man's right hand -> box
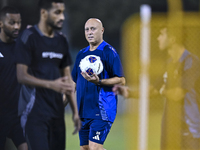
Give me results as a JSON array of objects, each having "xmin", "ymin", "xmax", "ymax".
[{"xmin": 50, "ymin": 76, "xmax": 75, "ymax": 94}]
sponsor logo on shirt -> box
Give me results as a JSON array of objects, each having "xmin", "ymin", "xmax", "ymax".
[
  {"xmin": 42, "ymin": 52, "xmax": 63, "ymax": 59},
  {"xmin": 0, "ymin": 52, "xmax": 4, "ymax": 58}
]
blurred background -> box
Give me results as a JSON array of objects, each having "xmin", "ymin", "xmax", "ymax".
[{"xmin": 2, "ymin": 0, "xmax": 200, "ymax": 150}]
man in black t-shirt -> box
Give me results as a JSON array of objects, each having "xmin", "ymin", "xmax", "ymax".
[
  {"xmin": 15, "ymin": 0, "xmax": 81, "ymax": 150},
  {"xmin": 0, "ymin": 6, "xmax": 28, "ymax": 150}
]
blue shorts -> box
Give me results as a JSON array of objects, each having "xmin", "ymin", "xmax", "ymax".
[{"xmin": 79, "ymin": 118, "xmax": 112, "ymax": 146}]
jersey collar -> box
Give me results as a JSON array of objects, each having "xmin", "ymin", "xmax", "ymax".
[
  {"xmin": 34, "ymin": 25, "xmax": 58, "ymax": 37},
  {"xmin": 34, "ymin": 25, "xmax": 43, "ymax": 36},
  {"xmin": 83, "ymin": 41, "xmax": 108, "ymax": 53}
]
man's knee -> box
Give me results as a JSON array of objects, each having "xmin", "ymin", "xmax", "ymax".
[
  {"xmin": 89, "ymin": 141, "xmax": 104, "ymax": 150},
  {"xmin": 80, "ymin": 145, "xmax": 89, "ymax": 150},
  {"xmin": 17, "ymin": 142, "xmax": 28, "ymax": 150}
]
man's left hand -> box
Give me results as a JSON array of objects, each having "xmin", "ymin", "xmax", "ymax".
[
  {"xmin": 81, "ymin": 72, "xmax": 99, "ymax": 84},
  {"xmin": 72, "ymin": 114, "xmax": 81, "ymax": 135}
]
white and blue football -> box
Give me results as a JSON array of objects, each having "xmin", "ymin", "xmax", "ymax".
[{"xmin": 79, "ymin": 55, "xmax": 103, "ymax": 76}]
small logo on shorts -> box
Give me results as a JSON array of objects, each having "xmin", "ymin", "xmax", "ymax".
[{"xmin": 93, "ymin": 131, "xmax": 100, "ymax": 140}]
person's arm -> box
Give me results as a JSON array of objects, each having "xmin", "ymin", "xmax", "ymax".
[
  {"xmin": 112, "ymin": 85, "xmax": 129, "ymax": 98},
  {"xmin": 162, "ymin": 87, "xmax": 186, "ymax": 101},
  {"xmin": 81, "ymin": 72, "xmax": 125, "ymax": 86},
  {"xmin": 17, "ymin": 64, "xmax": 74, "ymax": 94},
  {"xmin": 63, "ymin": 94, "xmax": 69, "ymax": 106},
  {"xmin": 112, "ymin": 84, "xmax": 141, "ymax": 98},
  {"xmin": 162, "ymin": 56, "xmax": 200, "ymax": 102},
  {"xmin": 62, "ymin": 66, "xmax": 81, "ymax": 134},
  {"xmin": 100, "ymin": 76, "xmax": 125, "ymax": 86}
]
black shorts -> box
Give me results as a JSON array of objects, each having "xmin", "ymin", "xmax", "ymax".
[
  {"xmin": 0, "ymin": 115, "xmax": 26, "ymax": 149},
  {"xmin": 25, "ymin": 116, "xmax": 66, "ymax": 150}
]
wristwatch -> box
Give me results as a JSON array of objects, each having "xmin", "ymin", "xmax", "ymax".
[{"xmin": 97, "ymin": 79, "xmax": 102, "ymax": 85}]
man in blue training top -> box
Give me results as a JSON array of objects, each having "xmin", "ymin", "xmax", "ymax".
[{"xmin": 72, "ymin": 18, "xmax": 125, "ymax": 150}]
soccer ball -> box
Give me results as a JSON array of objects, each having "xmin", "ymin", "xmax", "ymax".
[{"xmin": 79, "ymin": 55, "xmax": 103, "ymax": 76}]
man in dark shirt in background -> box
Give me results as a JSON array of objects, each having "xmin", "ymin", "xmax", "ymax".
[
  {"xmin": 113, "ymin": 26, "xmax": 200, "ymax": 150},
  {"xmin": 15, "ymin": 0, "xmax": 81, "ymax": 149},
  {"xmin": 0, "ymin": 6, "xmax": 28, "ymax": 150}
]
